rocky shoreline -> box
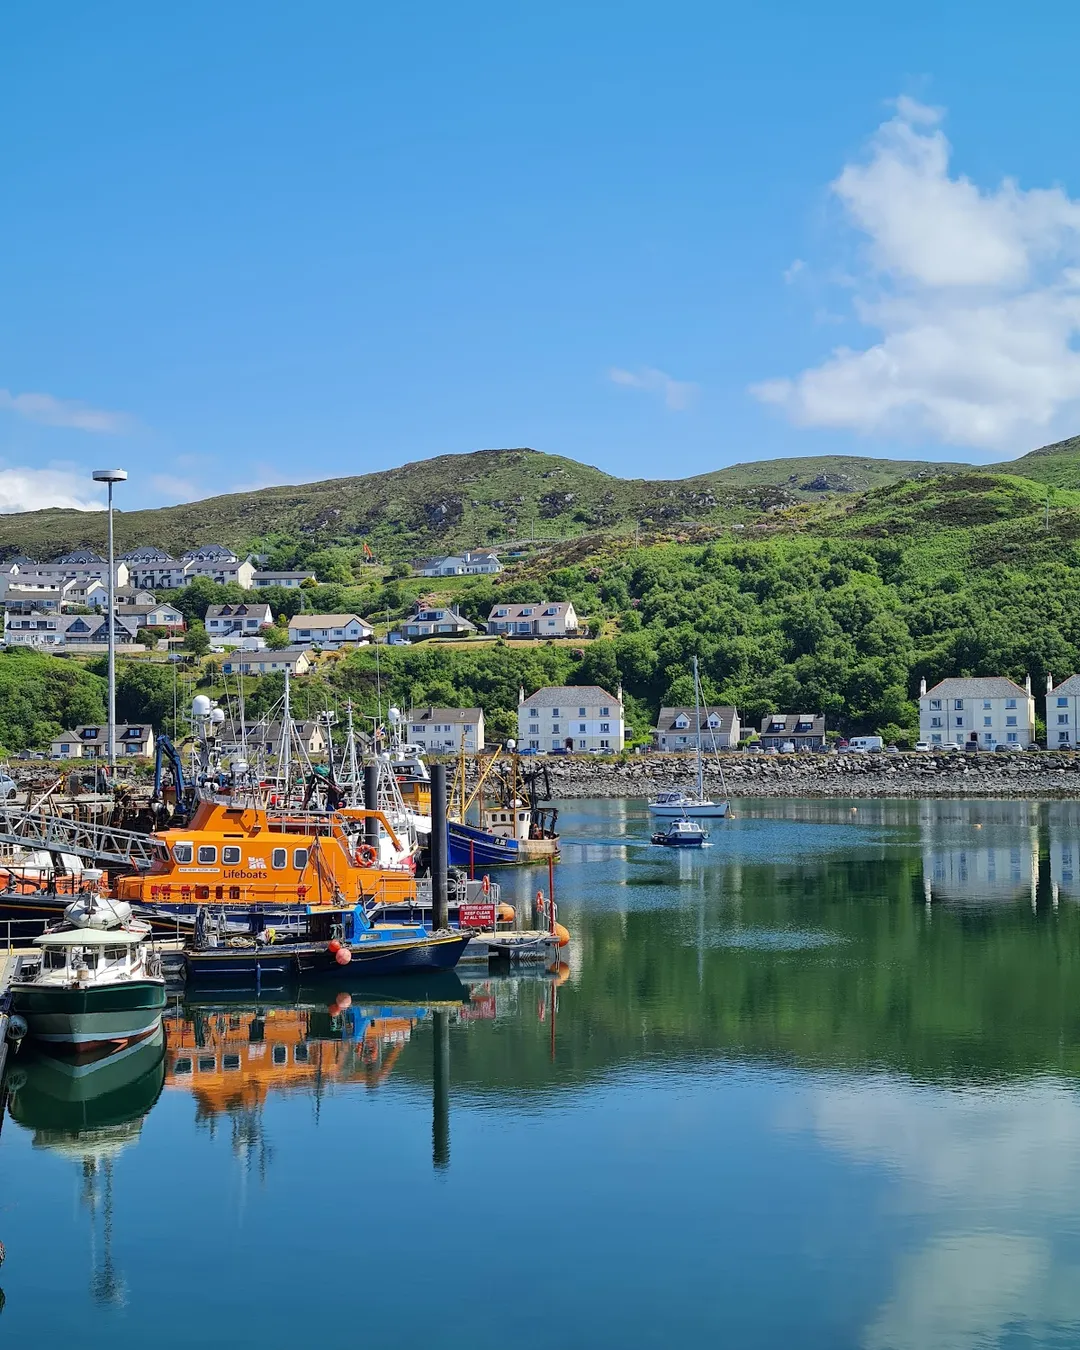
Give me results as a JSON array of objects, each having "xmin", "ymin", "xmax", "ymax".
[{"xmin": 531, "ymin": 751, "xmax": 1080, "ymax": 799}]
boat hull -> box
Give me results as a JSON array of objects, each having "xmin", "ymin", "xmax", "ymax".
[
  {"xmin": 296, "ymin": 931, "xmax": 473, "ymax": 978},
  {"xmin": 10, "ymin": 979, "xmax": 167, "ymax": 1049},
  {"xmin": 184, "ymin": 947, "xmax": 299, "ymax": 990},
  {"xmin": 448, "ymin": 821, "xmax": 521, "ymax": 867},
  {"xmin": 649, "ymin": 800, "xmax": 729, "ymax": 819}
]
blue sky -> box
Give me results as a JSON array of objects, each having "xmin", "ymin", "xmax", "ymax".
[{"xmin": 5, "ymin": 1, "xmax": 1080, "ymax": 512}]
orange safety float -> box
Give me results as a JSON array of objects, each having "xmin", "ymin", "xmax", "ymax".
[
  {"xmin": 335, "ymin": 948, "xmax": 353, "ymax": 965},
  {"xmin": 355, "ymin": 844, "xmax": 378, "ymax": 868},
  {"xmin": 481, "ymin": 874, "xmax": 491, "ymax": 895}
]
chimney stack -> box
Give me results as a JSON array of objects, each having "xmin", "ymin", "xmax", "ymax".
[
  {"xmin": 1048, "ymin": 673, "xmax": 1055, "ymax": 694},
  {"xmin": 1025, "ymin": 673, "xmax": 1032, "ymax": 695},
  {"xmin": 919, "ymin": 676, "xmax": 927, "ymax": 697}
]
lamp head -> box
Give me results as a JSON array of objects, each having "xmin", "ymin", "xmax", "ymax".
[{"xmin": 92, "ymin": 469, "xmax": 128, "ymax": 484}]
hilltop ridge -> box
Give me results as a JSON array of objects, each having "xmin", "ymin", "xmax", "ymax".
[{"xmin": 0, "ymin": 437, "xmax": 1072, "ymax": 562}]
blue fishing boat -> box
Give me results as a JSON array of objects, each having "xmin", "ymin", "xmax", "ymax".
[
  {"xmin": 448, "ymin": 819, "xmax": 521, "ymax": 867},
  {"xmin": 183, "ymin": 900, "xmax": 473, "ymax": 987}
]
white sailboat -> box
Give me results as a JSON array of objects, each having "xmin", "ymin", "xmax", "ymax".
[{"xmin": 648, "ymin": 657, "xmax": 730, "ymax": 819}]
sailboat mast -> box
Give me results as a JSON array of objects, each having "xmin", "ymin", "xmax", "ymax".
[
  {"xmin": 282, "ymin": 667, "xmax": 292, "ymax": 798},
  {"xmin": 694, "ymin": 655, "xmax": 704, "ymax": 801}
]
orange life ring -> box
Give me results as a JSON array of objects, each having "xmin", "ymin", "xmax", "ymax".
[
  {"xmin": 481, "ymin": 874, "xmax": 491, "ymax": 895},
  {"xmin": 355, "ymin": 844, "xmax": 377, "ymax": 867}
]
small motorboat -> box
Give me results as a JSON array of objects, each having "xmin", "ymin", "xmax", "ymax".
[
  {"xmin": 9, "ymin": 872, "xmax": 166, "ymax": 1052},
  {"xmin": 651, "ymin": 819, "xmax": 709, "ymax": 848}
]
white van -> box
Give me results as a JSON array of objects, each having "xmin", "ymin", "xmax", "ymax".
[{"xmin": 847, "ymin": 736, "xmax": 884, "ymax": 753}]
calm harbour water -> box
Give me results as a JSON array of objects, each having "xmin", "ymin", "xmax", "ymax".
[{"xmin": 5, "ymin": 797, "xmax": 1080, "ymax": 1348}]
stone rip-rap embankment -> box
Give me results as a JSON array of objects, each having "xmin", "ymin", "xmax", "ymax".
[{"xmin": 530, "ymin": 751, "xmax": 1080, "ymax": 799}]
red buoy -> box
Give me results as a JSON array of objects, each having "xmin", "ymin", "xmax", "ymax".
[
  {"xmin": 335, "ymin": 948, "xmax": 352, "ymax": 965},
  {"xmin": 336, "ymin": 993, "xmax": 352, "ymax": 1009},
  {"xmin": 328, "ymin": 939, "xmax": 341, "ymax": 954}
]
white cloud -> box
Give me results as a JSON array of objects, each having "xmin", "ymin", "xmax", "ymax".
[
  {"xmin": 150, "ymin": 474, "xmax": 200, "ymax": 503},
  {"xmin": 0, "ymin": 388, "xmax": 132, "ymax": 434},
  {"xmin": 783, "ymin": 258, "xmax": 805, "ymax": 283},
  {"xmin": 752, "ymin": 98, "xmax": 1080, "ymax": 451},
  {"xmin": 608, "ymin": 366, "xmax": 698, "ymax": 411},
  {"xmin": 0, "ymin": 466, "xmax": 105, "ymax": 513}
]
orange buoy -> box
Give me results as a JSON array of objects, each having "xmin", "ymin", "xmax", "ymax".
[
  {"xmin": 328, "ymin": 939, "xmax": 342, "ymax": 954},
  {"xmin": 554, "ymin": 922, "xmax": 570, "ymax": 949},
  {"xmin": 335, "ymin": 948, "xmax": 352, "ymax": 965},
  {"xmin": 497, "ymin": 902, "xmax": 515, "ymax": 924},
  {"xmin": 336, "ymin": 992, "xmax": 352, "ymax": 1010},
  {"xmin": 551, "ymin": 960, "xmax": 571, "ymax": 985}
]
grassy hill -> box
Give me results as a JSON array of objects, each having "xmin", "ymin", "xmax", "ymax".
[{"xmin": 0, "ymin": 447, "xmax": 971, "ymax": 562}]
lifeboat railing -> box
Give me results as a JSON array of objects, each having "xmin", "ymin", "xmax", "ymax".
[{"xmin": 0, "ymin": 803, "xmax": 158, "ymax": 870}]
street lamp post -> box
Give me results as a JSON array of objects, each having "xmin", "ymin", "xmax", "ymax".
[{"xmin": 92, "ymin": 469, "xmax": 128, "ymax": 771}]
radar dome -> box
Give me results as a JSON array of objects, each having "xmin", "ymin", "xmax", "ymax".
[{"xmin": 192, "ymin": 695, "xmax": 212, "ymax": 717}]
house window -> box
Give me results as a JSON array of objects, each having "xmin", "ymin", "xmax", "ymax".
[
  {"xmin": 955, "ymin": 717, "xmax": 964, "ymax": 728},
  {"xmin": 1060, "ymin": 715, "xmax": 1070, "ymax": 724},
  {"xmin": 930, "ymin": 699, "xmax": 942, "ymax": 710},
  {"xmin": 1006, "ymin": 716, "xmax": 1017, "ymax": 727},
  {"xmin": 953, "ymin": 700, "xmax": 964, "ymax": 710},
  {"xmin": 578, "ymin": 707, "xmax": 586, "ymax": 717},
  {"xmin": 529, "ymin": 739, "xmax": 539, "ymax": 749},
  {"xmin": 578, "ymin": 723, "xmax": 586, "ymax": 733},
  {"xmin": 1007, "ymin": 732, "xmax": 1018, "ymax": 743},
  {"xmin": 983, "ymin": 700, "xmax": 991, "ymax": 710},
  {"xmin": 600, "ymin": 740, "xmax": 610, "ymax": 748},
  {"xmin": 1058, "ymin": 697, "xmax": 1069, "ymax": 707},
  {"xmin": 223, "ymin": 847, "xmax": 241, "ymax": 865},
  {"xmin": 197, "ymin": 846, "xmax": 216, "ymax": 864},
  {"xmin": 552, "ymin": 724, "xmax": 560, "ymax": 733},
  {"xmin": 983, "ymin": 717, "xmax": 992, "ymax": 727},
  {"xmin": 931, "ymin": 734, "xmax": 942, "ymax": 743},
  {"xmin": 600, "ymin": 722, "xmax": 610, "ymax": 733},
  {"xmin": 601, "ymin": 707, "xmax": 610, "ymax": 716},
  {"xmin": 1006, "ymin": 698, "xmax": 1017, "ymax": 709}
]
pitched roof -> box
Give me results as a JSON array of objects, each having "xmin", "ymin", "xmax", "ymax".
[
  {"xmin": 253, "ymin": 570, "xmax": 316, "ymax": 579},
  {"xmin": 406, "ymin": 706, "xmax": 483, "ymax": 724},
  {"xmin": 119, "ymin": 547, "xmax": 175, "ymax": 562},
  {"xmin": 488, "ymin": 601, "xmax": 574, "ymax": 620},
  {"xmin": 655, "ymin": 705, "xmax": 738, "ymax": 732},
  {"xmin": 72, "ymin": 723, "xmax": 152, "ymax": 739},
  {"xmin": 1051, "ymin": 675, "xmax": 1080, "ymax": 697},
  {"xmin": 56, "ymin": 549, "xmax": 105, "ymax": 564},
  {"xmin": 224, "ymin": 647, "xmax": 313, "ymax": 662},
  {"xmin": 521, "ymin": 685, "xmax": 621, "ymax": 708},
  {"xmin": 288, "ymin": 613, "xmax": 371, "ymax": 628},
  {"xmin": 182, "ymin": 544, "xmax": 237, "ymax": 561},
  {"xmin": 205, "ymin": 602, "xmax": 272, "ymax": 619},
  {"xmin": 924, "ymin": 676, "xmax": 1029, "ymax": 699},
  {"xmin": 758, "ymin": 713, "xmax": 826, "ymax": 733}
]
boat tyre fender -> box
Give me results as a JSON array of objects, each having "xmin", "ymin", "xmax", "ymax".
[{"xmin": 355, "ymin": 844, "xmax": 378, "ymax": 868}]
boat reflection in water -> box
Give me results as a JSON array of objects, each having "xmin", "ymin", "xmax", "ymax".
[{"xmin": 4, "ymin": 1028, "xmax": 166, "ymax": 1307}]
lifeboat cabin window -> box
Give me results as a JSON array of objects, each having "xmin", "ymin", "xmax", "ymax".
[
  {"xmin": 272, "ymin": 1045, "xmax": 287, "ymax": 1065},
  {"xmin": 293, "ymin": 848, "xmax": 309, "ymax": 870},
  {"xmin": 223, "ymin": 1054, "xmax": 241, "ymax": 1072},
  {"xmin": 197, "ymin": 846, "xmax": 217, "ymax": 864},
  {"xmin": 271, "ymin": 848, "xmax": 287, "ymax": 869},
  {"xmin": 173, "ymin": 843, "xmax": 193, "ymax": 863},
  {"xmin": 294, "ymin": 1044, "xmax": 310, "ymax": 1063},
  {"xmin": 223, "ymin": 846, "xmax": 241, "ymax": 864},
  {"xmin": 173, "ymin": 1057, "xmax": 193, "ymax": 1076},
  {"xmin": 198, "ymin": 1056, "xmax": 216, "ymax": 1072}
]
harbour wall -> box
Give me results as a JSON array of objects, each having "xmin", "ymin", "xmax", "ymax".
[{"xmin": 526, "ymin": 752, "xmax": 1080, "ymax": 799}]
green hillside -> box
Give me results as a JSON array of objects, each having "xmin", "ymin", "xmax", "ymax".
[{"xmin": 0, "ymin": 447, "xmax": 967, "ymax": 562}]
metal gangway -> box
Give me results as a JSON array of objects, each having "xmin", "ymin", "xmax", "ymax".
[{"xmin": 0, "ymin": 802, "xmax": 157, "ymax": 870}]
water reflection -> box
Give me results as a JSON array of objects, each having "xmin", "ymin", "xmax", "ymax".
[{"xmin": 4, "ymin": 1029, "xmax": 165, "ymax": 1308}]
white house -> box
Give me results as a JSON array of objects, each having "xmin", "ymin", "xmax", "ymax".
[
  {"xmin": 405, "ymin": 707, "xmax": 485, "ymax": 753},
  {"xmin": 181, "ymin": 546, "xmax": 256, "ymax": 589},
  {"xmin": 919, "ymin": 675, "xmax": 1036, "ymax": 749},
  {"xmin": 518, "ymin": 684, "xmax": 624, "ymax": 753},
  {"xmin": 123, "ymin": 602, "xmax": 185, "ymax": 632},
  {"xmin": 3, "ymin": 586, "xmax": 63, "ymax": 615},
  {"xmin": 51, "ymin": 723, "xmax": 155, "ymax": 759},
  {"xmin": 414, "ymin": 550, "xmax": 502, "ymax": 577},
  {"xmin": 119, "ymin": 548, "xmax": 189, "ymax": 590},
  {"xmin": 1045, "ymin": 674, "xmax": 1080, "ymax": 748},
  {"xmin": 398, "ymin": 605, "xmax": 477, "ymax": 640},
  {"xmin": 220, "ymin": 720, "xmax": 327, "ymax": 757},
  {"xmin": 252, "ymin": 570, "xmax": 316, "ymax": 589},
  {"xmin": 219, "ymin": 647, "xmax": 313, "ymax": 677},
  {"xmin": 288, "ymin": 613, "xmax": 373, "ymax": 648},
  {"xmin": 653, "ymin": 705, "xmax": 741, "ymax": 751},
  {"xmin": 16, "ymin": 555, "xmax": 129, "ymax": 590},
  {"xmin": 205, "ymin": 602, "xmax": 274, "ymax": 638},
  {"xmin": 4, "ymin": 611, "xmax": 139, "ymax": 648},
  {"xmin": 486, "ymin": 601, "xmax": 578, "ymax": 637}
]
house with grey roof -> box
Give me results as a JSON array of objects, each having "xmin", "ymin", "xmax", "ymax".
[
  {"xmin": 919, "ymin": 675, "xmax": 1035, "ymax": 749},
  {"xmin": 414, "ymin": 550, "xmax": 502, "ymax": 577},
  {"xmin": 758, "ymin": 713, "xmax": 826, "ymax": 750},
  {"xmin": 1045, "ymin": 674, "xmax": 1080, "ymax": 749},
  {"xmin": 287, "ymin": 613, "xmax": 373, "ymax": 648},
  {"xmin": 486, "ymin": 601, "xmax": 578, "ymax": 637},
  {"xmin": 517, "ymin": 684, "xmax": 624, "ymax": 752},
  {"xmin": 252, "ymin": 570, "xmax": 316, "ymax": 589},
  {"xmin": 653, "ymin": 705, "xmax": 740, "ymax": 751},
  {"xmin": 397, "ymin": 604, "xmax": 476, "ymax": 641},
  {"xmin": 205, "ymin": 602, "xmax": 273, "ymax": 638}
]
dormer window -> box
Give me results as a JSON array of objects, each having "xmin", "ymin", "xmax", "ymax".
[{"xmin": 674, "ymin": 715, "xmax": 689, "ymax": 729}]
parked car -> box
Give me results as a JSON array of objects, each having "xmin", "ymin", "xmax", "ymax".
[
  {"xmin": 519, "ymin": 746, "xmax": 540, "ymax": 756},
  {"xmin": 387, "ymin": 633, "xmax": 412, "ymax": 646},
  {"xmin": 0, "ymin": 771, "xmax": 17, "ymax": 799},
  {"xmin": 779, "ymin": 741, "xmax": 796, "ymax": 754},
  {"xmin": 745, "ymin": 744, "xmax": 763, "ymax": 754},
  {"xmin": 548, "ymin": 747, "xmax": 570, "ymax": 756},
  {"xmin": 764, "ymin": 747, "xmax": 780, "ymax": 756},
  {"xmin": 913, "ymin": 742, "xmax": 931, "ymax": 752},
  {"xmin": 994, "ymin": 743, "xmax": 1011, "ymax": 753},
  {"xmin": 885, "ymin": 744, "xmax": 901, "ymax": 755}
]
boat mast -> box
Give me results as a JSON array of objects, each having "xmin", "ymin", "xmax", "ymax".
[
  {"xmin": 346, "ymin": 701, "xmax": 360, "ymax": 806},
  {"xmin": 282, "ymin": 667, "xmax": 292, "ymax": 798},
  {"xmin": 694, "ymin": 655, "xmax": 704, "ymax": 801}
]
